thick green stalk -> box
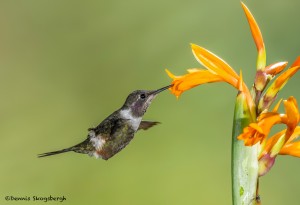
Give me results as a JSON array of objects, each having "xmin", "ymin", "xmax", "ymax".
[{"xmin": 231, "ymin": 91, "xmax": 259, "ymax": 205}]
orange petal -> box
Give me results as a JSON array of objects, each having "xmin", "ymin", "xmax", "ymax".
[
  {"xmin": 191, "ymin": 44, "xmax": 239, "ymax": 89},
  {"xmin": 165, "ymin": 69, "xmax": 223, "ymax": 97},
  {"xmin": 259, "ymin": 65, "xmax": 300, "ymax": 111},
  {"xmin": 283, "ymin": 97, "xmax": 299, "ymax": 136},
  {"xmin": 241, "ymin": 2, "xmax": 266, "ymax": 71},
  {"xmin": 259, "ymin": 129, "xmax": 286, "ymax": 159},
  {"xmin": 272, "ymin": 99, "xmax": 282, "ymax": 112},
  {"xmin": 237, "ymin": 127, "xmax": 255, "ymax": 140},
  {"xmin": 286, "ymin": 126, "xmax": 300, "ymax": 145},
  {"xmin": 166, "ymin": 69, "xmax": 177, "ymax": 79},
  {"xmin": 280, "ymin": 142, "xmax": 300, "ymax": 157},
  {"xmin": 265, "ymin": 61, "xmax": 288, "ymax": 76},
  {"xmin": 265, "ymin": 66, "xmax": 300, "ymax": 99},
  {"xmin": 238, "ymin": 112, "xmax": 283, "ymax": 146},
  {"xmin": 291, "ymin": 56, "xmax": 300, "ymax": 67},
  {"xmin": 258, "ymin": 114, "xmax": 283, "ymax": 135},
  {"xmin": 257, "ymin": 111, "xmax": 278, "ymax": 121},
  {"xmin": 238, "ymin": 126, "xmax": 262, "ymax": 146},
  {"xmin": 279, "ymin": 127, "xmax": 300, "ymax": 157},
  {"xmin": 249, "ymin": 123, "xmax": 263, "ymax": 134},
  {"xmin": 238, "ymin": 70, "xmax": 243, "ymax": 91},
  {"xmin": 283, "ymin": 97, "xmax": 299, "ymax": 121},
  {"xmin": 272, "ymin": 66, "xmax": 300, "ymax": 93}
]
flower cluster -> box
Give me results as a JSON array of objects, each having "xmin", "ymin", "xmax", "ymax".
[
  {"xmin": 238, "ymin": 96, "xmax": 300, "ymax": 176},
  {"xmin": 166, "ymin": 2, "xmax": 300, "ymax": 176}
]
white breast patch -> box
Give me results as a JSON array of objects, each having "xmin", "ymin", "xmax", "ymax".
[{"xmin": 120, "ymin": 109, "xmax": 142, "ymax": 130}]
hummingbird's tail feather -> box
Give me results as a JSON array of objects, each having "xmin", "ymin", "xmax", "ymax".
[
  {"xmin": 38, "ymin": 139, "xmax": 94, "ymax": 158},
  {"xmin": 38, "ymin": 148, "xmax": 72, "ymax": 158}
]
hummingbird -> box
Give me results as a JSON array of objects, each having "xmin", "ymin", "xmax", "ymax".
[{"xmin": 38, "ymin": 85, "xmax": 172, "ymax": 160}]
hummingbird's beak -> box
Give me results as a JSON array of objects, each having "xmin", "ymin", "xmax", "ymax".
[{"xmin": 150, "ymin": 84, "xmax": 173, "ymax": 95}]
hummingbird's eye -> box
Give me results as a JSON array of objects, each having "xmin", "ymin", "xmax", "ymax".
[{"xmin": 140, "ymin": 93, "xmax": 146, "ymax": 99}]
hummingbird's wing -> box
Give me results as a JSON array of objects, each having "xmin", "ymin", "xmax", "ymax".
[
  {"xmin": 109, "ymin": 118, "xmax": 130, "ymax": 137},
  {"xmin": 89, "ymin": 116, "xmax": 129, "ymax": 139},
  {"xmin": 138, "ymin": 121, "xmax": 160, "ymax": 131}
]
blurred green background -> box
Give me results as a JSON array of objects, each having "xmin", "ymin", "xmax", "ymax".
[{"xmin": 1, "ymin": 0, "xmax": 299, "ymax": 204}]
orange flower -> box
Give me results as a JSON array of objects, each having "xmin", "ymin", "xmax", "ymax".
[
  {"xmin": 167, "ymin": 2, "xmax": 299, "ymax": 143},
  {"xmin": 239, "ymin": 97, "xmax": 299, "ymax": 152},
  {"xmin": 237, "ymin": 97, "xmax": 300, "ymax": 176},
  {"xmin": 166, "ymin": 44, "xmax": 255, "ymax": 115},
  {"xmin": 262, "ymin": 97, "xmax": 299, "ymax": 153},
  {"xmin": 237, "ymin": 113, "xmax": 282, "ymax": 146},
  {"xmin": 166, "ymin": 44, "xmax": 240, "ymax": 96},
  {"xmin": 165, "ymin": 1, "xmax": 300, "ymax": 178},
  {"xmin": 165, "ymin": 68, "xmax": 223, "ymax": 97}
]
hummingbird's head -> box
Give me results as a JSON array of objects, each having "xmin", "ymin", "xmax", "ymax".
[{"xmin": 123, "ymin": 85, "xmax": 172, "ymax": 117}]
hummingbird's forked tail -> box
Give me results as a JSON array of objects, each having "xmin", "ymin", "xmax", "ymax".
[{"xmin": 38, "ymin": 148, "xmax": 72, "ymax": 158}]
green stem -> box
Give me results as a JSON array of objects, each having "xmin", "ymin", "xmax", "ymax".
[{"xmin": 231, "ymin": 92, "xmax": 259, "ymax": 205}]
